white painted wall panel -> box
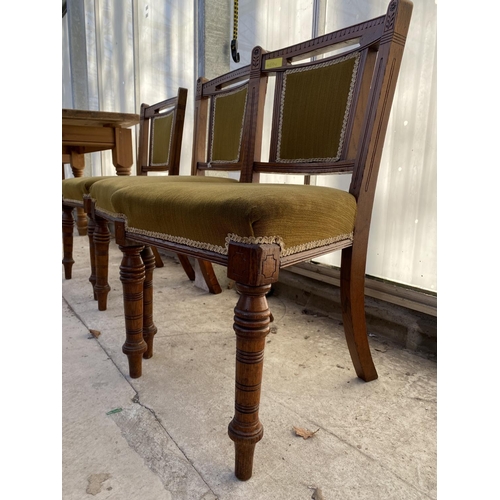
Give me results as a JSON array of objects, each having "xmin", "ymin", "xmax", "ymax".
[
  {"xmin": 62, "ymin": 13, "xmax": 74, "ymax": 179},
  {"xmin": 319, "ymin": 0, "xmax": 437, "ymax": 292},
  {"xmin": 133, "ymin": 0, "xmax": 195, "ymax": 176},
  {"xmin": 62, "ymin": 0, "xmax": 195, "ymax": 177}
]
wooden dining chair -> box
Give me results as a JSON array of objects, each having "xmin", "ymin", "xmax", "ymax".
[
  {"xmin": 94, "ymin": 0, "xmax": 413, "ymax": 480},
  {"xmin": 62, "ymin": 89, "xmax": 226, "ymax": 310},
  {"xmin": 87, "ymin": 65, "xmax": 255, "ymax": 312}
]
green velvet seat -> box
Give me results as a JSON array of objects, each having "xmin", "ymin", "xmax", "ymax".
[
  {"xmin": 104, "ymin": 182, "xmax": 356, "ymax": 258},
  {"xmin": 88, "ymin": 175, "xmax": 238, "ymax": 215},
  {"xmin": 63, "ymin": 174, "xmax": 237, "ymax": 211},
  {"xmin": 62, "ymin": 176, "xmax": 114, "ymax": 205}
]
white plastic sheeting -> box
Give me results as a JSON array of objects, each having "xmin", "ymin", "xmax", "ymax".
[
  {"xmin": 63, "ymin": 0, "xmax": 196, "ymax": 179},
  {"xmin": 62, "ymin": 0, "xmax": 436, "ymax": 292}
]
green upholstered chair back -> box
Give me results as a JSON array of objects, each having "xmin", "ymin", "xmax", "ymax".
[
  {"xmin": 209, "ymin": 85, "xmax": 248, "ymax": 164},
  {"xmin": 275, "ymin": 53, "xmax": 359, "ymax": 164},
  {"xmin": 241, "ymin": 0, "xmax": 411, "ymax": 203},
  {"xmin": 254, "ymin": 46, "xmax": 368, "ymax": 181},
  {"xmin": 150, "ymin": 111, "xmax": 174, "ymax": 167},
  {"xmin": 137, "ymin": 87, "xmax": 188, "ymax": 176},
  {"xmin": 191, "ymin": 65, "xmax": 262, "ymax": 177}
]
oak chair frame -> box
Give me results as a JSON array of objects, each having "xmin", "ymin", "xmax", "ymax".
[
  {"xmin": 63, "ymin": 89, "xmax": 214, "ymax": 310},
  {"xmin": 88, "ymin": 64, "xmax": 258, "ymax": 355},
  {"xmin": 187, "ymin": 63, "xmax": 257, "ymax": 291},
  {"xmin": 104, "ymin": 0, "xmax": 412, "ymax": 481},
  {"xmin": 85, "ymin": 89, "xmax": 206, "ymax": 312}
]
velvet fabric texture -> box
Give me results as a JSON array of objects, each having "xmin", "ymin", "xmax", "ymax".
[
  {"xmin": 63, "ymin": 175, "xmax": 238, "ymax": 206},
  {"xmin": 277, "ymin": 53, "xmax": 359, "ymax": 162},
  {"xmin": 150, "ymin": 112, "xmax": 174, "ymax": 166},
  {"xmin": 62, "ymin": 176, "xmax": 115, "ymax": 203},
  {"xmin": 210, "ymin": 86, "xmax": 248, "ymax": 162},
  {"xmin": 107, "ymin": 182, "xmax": 356, "ymax": 256},
  {"xmin": 90, "ymin": 175, "xmax": 239, "ymax": 214}
]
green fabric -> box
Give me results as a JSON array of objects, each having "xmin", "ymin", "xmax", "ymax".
[
  {"xmin": 151, "ymin": 112, "xmax": 174, "ymax": 166},
  {"xmin": 63, "ymin": 175, "xmax": 237, "ymax": 206},
  {"xmin": 62, "ymin": 176, "xmax": 115, "ymax": 202},
  {"xmin": 278, "ymin": 54, "xmax": 358, "ymax": 162},
  {"xmin": 211, "ymin": 86, "xmax": 248, "ymax": 162},
  {"xmin": 90, "ymin": 175, "xmax": 239, "ymax": 214},
  {"xmin": 109, "ymin": 182, "xmax": 356, "ymax": 256}
]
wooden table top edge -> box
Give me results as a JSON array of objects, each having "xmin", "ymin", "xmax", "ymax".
[{"xmin": 62, "ymin": 108, "xmax": 140, "ymax": 128}]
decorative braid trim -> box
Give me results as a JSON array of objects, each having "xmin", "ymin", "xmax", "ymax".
[
  {"xmin": 126, "ymin": 226, "xmax": 228, "ymax": 254},
  {"xmin": 93, "ymin": 204, "xmax": 127, "ymax": 221},
  {"xmin": 88, "ymin": 198, "xmax": 354, "ymax": 257},
  {"xmin": 276, "ymin": 51, "xmax": 360, "ymax": 163},
  {"xmin": 209, "ymin": 85, "xmax": 248, "ymax": 164},
  {"xmin": 112, "ymin": 221, "xmax": 353, "ymax": 257},
  {"xmin": 150, "ymin": 110, "xmax": 175, "ymax": 167},
  {"xmin": 226, "ymin": 232, "xmax": 353, "ymax": 256},
  {"xmin": 225, "ymin": 234, "xmax": 285, "ymax": 252},
  {"xmin": 62, "ymin": 197, "xmax": 83, "ymax": 205}
]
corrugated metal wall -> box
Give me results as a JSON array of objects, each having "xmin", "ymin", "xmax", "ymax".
[{"xmin": 62, "ymin": 0, "xmax": 437, "ymax": 293}]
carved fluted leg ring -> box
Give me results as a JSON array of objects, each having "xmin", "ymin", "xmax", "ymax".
[
  {"xmin": 94, "ymin": 216, "xmax": 111, "ymax": 311},
  {"xmin": 228, "ymin": 282, "xmax": 271, "ymax": 481},
  {"xmin": 87, "ymin": 216, "xmax": 97, "ymax": 299},
  {"xmin": 62, "ymin": 205, "xmax": 75, "ymax": 279},
  {"xmin": 119, "ymin": 244, "xmax": 147, "ymax": 378},
  {"xmin": 140, "ymin": 246, "xmax": 157, "ymax": 359}
]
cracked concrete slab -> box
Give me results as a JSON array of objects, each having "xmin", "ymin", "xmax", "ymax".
[
  {"xmin": 62, "ymin": 299, "xmax": 215, "ymax": 500},
  {"xmin": 63, "ymin": 235, "xmax": 437, "ymax": 499}
]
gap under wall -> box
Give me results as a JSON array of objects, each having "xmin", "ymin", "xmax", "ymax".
[{"xmin": 274, "ymin": 263, "xmax": 436, "ymax": 361}]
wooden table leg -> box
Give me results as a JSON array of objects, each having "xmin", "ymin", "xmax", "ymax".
[{"xmin": 112, "ymin": 127, "xmax": 134, "ymax": 175}]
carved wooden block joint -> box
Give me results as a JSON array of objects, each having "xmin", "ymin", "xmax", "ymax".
[{"xmin": 227, "ymin": 242, "xmax": 280, "ymax": 286}]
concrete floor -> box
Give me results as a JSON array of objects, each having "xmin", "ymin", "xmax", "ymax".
[{"xmin": 62, "ymin": 235, "xmax": 437, "ymax": 500}]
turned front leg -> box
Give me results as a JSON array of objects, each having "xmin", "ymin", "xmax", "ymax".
[
  {"xmin": 228, "ymin": 282, "xmax": 272, "ymax": 480},
  {"xmin": 62, "ymin": 204, "xmax": 75, "ymax": 279},
  {"xmin": 87, "ymin": 216, "xmax": 97, "ymax": 299},
  {"xmin": 119, "ymin": 244, "xmax": 147, "ymax": 378},
  {"xmin": 94, "ymin": 216, "xmax": 111, "ymax": 311},
  {"xmin": 227, "ymin": 242, "xmax": 280, "ymax": 481},
  {"xmin": 140, "ymin": 246, "xmax": 157, "ymax": 359}
]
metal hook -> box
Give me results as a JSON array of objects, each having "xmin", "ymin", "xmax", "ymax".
[{"xmin": 231, "ymin": 39, "xmax": 240, "ymax": 63}]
